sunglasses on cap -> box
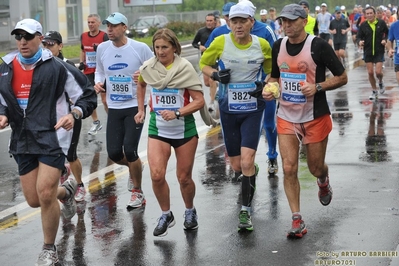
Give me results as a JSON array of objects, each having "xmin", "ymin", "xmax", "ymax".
[
  {"xmin": 14, "ymin": 33, "xmax": 37, "ymax": 41},
  {"xmin": 42, "ymin": 40, "xmax": 58, "ymax": 47}
]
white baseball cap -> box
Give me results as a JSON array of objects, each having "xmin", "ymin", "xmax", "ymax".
[
  {"xmin": 11, "ymin": 18, "xmax": 43, "ymax": 35},
  {"xmin": 229, "ymin": 4, "xmax": 254, "ymax": 19},
  {"xmin": 237, "ymin": 0, "xmax": 256, "ymax": 14},
  {"xmin": 260, "ymin": 9, "xmax": 267, "ymax": 15},
  {"xmin": 321, "ymin": 3, "xmax": 327, "ymax": 7}
]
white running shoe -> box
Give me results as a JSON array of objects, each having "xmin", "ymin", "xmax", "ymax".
[
  {"xmin": 74, "ymin": 185, "xmax": 86, "ymax": 202},
  {"xmin": 88, "ymin": 120, "xmax": 103, "ymax": 135},
  {"xmin": 126, "ymin": 189, "xmax": 146, "ymax": 209},
  {"xmin": 60, "ymin": 178, "xmax": 77, "ymax": 219}
]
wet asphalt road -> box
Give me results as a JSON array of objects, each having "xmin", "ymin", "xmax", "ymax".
[{"xmin": 0, "ymin": 41, "xmax": 399, "ymax": 266}]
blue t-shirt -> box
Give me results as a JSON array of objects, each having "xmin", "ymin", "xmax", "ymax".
[{"xmin": 388, "ymin": 21, "xmax": 399, "ymax": 64}]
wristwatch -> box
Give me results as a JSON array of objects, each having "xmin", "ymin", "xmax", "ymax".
[
  {"xmin": 71, "ymin": 110, "xmax": 81, "ymax": 120},
  {"xmin": 174, "ymin": 110, "xmax": 181, "ymax": 120},
  {"xmin": 316, "ymin": 83, "xmax": 323, "ymax": 93}
]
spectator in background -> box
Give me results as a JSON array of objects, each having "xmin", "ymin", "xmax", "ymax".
[
  {"xmin": 333, "ymin": 6, "xmax": 346, "ymax": 19},
  {"xmin": 387, "ymin": 18, "xmax": 399, "ymax": 85},
  {"xmin": 385, "ymin": 9, "xmax": 397, "ymax": 28},
  {"xmin": 317, "ymin": 3, "xmax": 333, "ymax": 46},
  {"xmin": 393, "ymin": 8, "xmax": 398, "ymax": 20},
  {"xmin": 349, "ymin": 6, "xmax": 359, "ymax": 50},
  {"xmin": 376, "ymin": 6, "xmax": 386, "ymax": 21},
  {"xmin": 260, "ymin": 9, "xmax": 271, "ymax": 27},
  {"xmin": 299, "ymin": 0, "xmax": 319, "ymax": 36},
  {"xmin": 329, "ymin": 9, "xmax": 350, "ymax": 66},
  {"xmin": 80, "ymin": 14, "xmax": 109, "ymax": 135},
  {"xmin": 192, "ymin": 13, "xmax": 218, "ymax": 111},
  {"xmin": 341, "ymin": 5, "xmax": 348, "ymax": 18},
  {"xmin": 214, "ymin": 10, "xmax": 226, "ymax": 27},
  {"xmin": 315, "ymin": 5, "xmax": 320, "ymax": 16},
  {"xmin": 357, "ymin": 6, "xmax": 389, "ymax": 100},
  {"xmin": 268, "ymin": 7, "xmax": 282, "ymax": 38}
]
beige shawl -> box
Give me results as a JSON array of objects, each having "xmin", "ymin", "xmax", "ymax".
[
  {"xmin": 140, "ymin": 55, "xmax": 218, "ymax": 127},
  {"xmin": 139, "ymin": 55, "xmax": 202, "ymax": 91}
]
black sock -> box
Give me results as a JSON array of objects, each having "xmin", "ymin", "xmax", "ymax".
[
  {"xmin": 43, "ymin": 244, "xmax": 56, "ymax": 251},
  {"xmin": 78, "ymin": 183, "xmax": 84, "ymax": 187},
  {"xmin": 241, "ymin": 174, "xmax": 256, "ymax": 207}
]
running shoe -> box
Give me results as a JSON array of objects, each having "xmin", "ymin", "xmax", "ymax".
[
  {"xmin": 379, "ymin": 82, "xmax": 385, "ymax": 94},
  {"xmin": 35, "ymin": 248, "xmax": 59, "ymax": 266},
  {"xmin": 238, "ymin": 210, "xmax": 253, "ymax": 231},
  {"xmin": 88, "ymin": 120, "xmax": 102, "ymax": 135},
  {"xmin": 369, "ymin": 91, "xmax": 378, "ymax": 100},
  {"xmin": 74, "ymin": 185, "xmax": 86, "ymax": 202},
  {"xmin": 184, "ymin": 208, "xmax": 199, "ymax": 230},
  {"xmin": 267, "ymin": 159, "xmax": 278, "ymax": 175},
  {"xmin": 318, "ymin": 176, "xmax": 333, "ymax": 206},
  {"xmin": 126, "ymin": 189, "xmax": 146, "ymax": 209},
  {"xmin": 60, "ymin": 178, "xmax": 77, "ymax": 219},
  {"xmin": 153, "ymin": 212, "xmax": 176, "ymax": 237},
  {"xmin": 287, "ymin": 216, "xmax": 307, "ymax": 238},
  {"xmin": 127, "ymin": 163, "xmax": 145, "ymax": 192},
  {"xmin": 60, "ymin": 164, "xmax": 71, "ymax": 185},
  {"xmin": 232, "ymin": 172, "xmax": 243, "ymax": 183}
]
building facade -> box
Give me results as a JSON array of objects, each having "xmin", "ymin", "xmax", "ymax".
[{"xmin": 0, "ymin": 0, "xmax": 118, "ymax": 48}]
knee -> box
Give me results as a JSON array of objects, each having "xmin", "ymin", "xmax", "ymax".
[
  {"xmin": 35, "ymin": 188, "xmax": 55, "ymax": 207},
  {"xmin": 108, "ymin": 149, "xmax": 124, "ymax": 163},
  {"xmin": 282, "ymin": 163, "xmax": 297, "ymax": 177},
  {"xmin": 308, "ymin": 164, "xmax": 325, "ymax": 177},
  {"xmin": 177, "ymin": 173, "xmax": 193, "ymax": 187},
  {"xmin": 125, "ymin": 151, "xmax": 139, "ymax": 162},
  {"xmin": 151, "ymin": 168, "xmax": 166, "ymax": 184}
]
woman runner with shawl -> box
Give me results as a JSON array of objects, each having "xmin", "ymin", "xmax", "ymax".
[{"xmin": 135, "ymin": 28, "xmax": 205, "ymax": 237}]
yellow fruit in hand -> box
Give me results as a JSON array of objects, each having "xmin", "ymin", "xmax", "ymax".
[{"xmin": 263, "ymin": 82, "xmax": 280, "ymax": 98}]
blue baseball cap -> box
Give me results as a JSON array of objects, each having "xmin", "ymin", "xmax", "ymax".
[
  {"xmin": 102, "ymin": 12, "xmax": 128, "ymax": 25},
  {"xmin": 222, "ymin": 2, "xmax": 236, "ymax": 15}
]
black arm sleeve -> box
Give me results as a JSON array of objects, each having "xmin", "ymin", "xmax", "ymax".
[
  {"xmin": 314, "ymin": 20, "xmax": 319, "ymax": 36},
  {"xmin": 192, "ymin": 30, "xmax": 201, "ymax": 49}
]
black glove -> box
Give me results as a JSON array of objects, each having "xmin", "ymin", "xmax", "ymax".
[
  {"xmin": 78, "ymin": 62, "xmax": 85, "ymax": 71},
  {"xmin": 211, "ymin": 69, "xmax": 231, "ymax": 84},
  {"xmin": 248, "ymin": 81, "xmax": 266, "ymax": 98}
]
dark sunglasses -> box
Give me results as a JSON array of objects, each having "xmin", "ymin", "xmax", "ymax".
[{"xmin": 14, "ymin": 33, "xmax": 37, "ymax": 41}]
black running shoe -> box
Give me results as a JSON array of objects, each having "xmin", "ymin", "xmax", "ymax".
[
  {"xmin": 153, "ymin": 212, "xmax": 176, "ymax": 237},
  {"xmin": 184, "ymin": 208, "xmax": 199, "ymax": 230}
]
